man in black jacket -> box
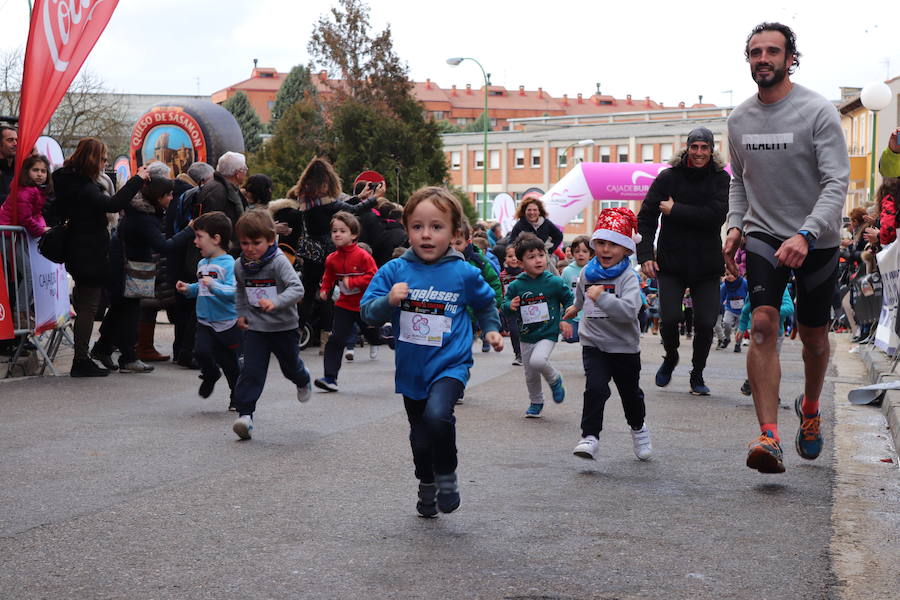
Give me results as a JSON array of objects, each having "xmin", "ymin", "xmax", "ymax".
[
  {"xmin": 0, "ymin": 125, "xmax": 17, "ymax": 206},
  {"xmin": 636, "ymin": 127, "xmax": 730, "ymax": 395}
]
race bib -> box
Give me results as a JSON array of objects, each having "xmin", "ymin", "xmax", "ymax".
[
  {"xmin": 521, "ymin": 301, "xmax": 550, "ymax": 325},
  {"xmin": 245, "ymin": 278, "xmax": 278, "ymax": 307},
  {"xmin": 198, "ymin": 281, "xmax": 212, "ymax": 297},
  {"xmin": 398, "ymin": 299, "xmax": 453, "ymax": 347},
  {"xmin": 583, "ymin": 283, "xmax": 614, "ymax": 318},
  {"xmin": 729, "ymin": 298, "xmax": 745, "ymax": 310}
]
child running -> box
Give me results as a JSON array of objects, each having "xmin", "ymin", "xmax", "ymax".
[
  {"xmin": 501, "ymin": 233, "xmax": 574, "ymax": 418},
  {"xmin": 315, "ymin": 211, "xmax": 387, "ymax": 392},
  {"xmin": 563, "ymin": 208, "xmax": 651, "ymax": 461},
  {"xmin": 561, "ymin": 235, "xmax": 592, "ymax": 343},
  {"xmin": 231, "ymin": 210, "xmax": 311, "ymax": 440},
  {"xmin": 175, "ymin": 212, "xmax": 241, "ymax": 409},
  {"xmin": 499, "ymin": 245, "xmax": 524, "ymax": 365},
  {"xmin": 361, "ymin": 186, "xmax": 502, "ymax": 518}
]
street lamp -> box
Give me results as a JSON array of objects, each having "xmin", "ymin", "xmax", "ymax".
[
  {"xmin": 861, "ymin": 81, "xmax": 892, "ymax": 202},
  {"xmin": 447, "ymin": 56, "xmax": 490, "ymax": 219},
  {"xmin": 557, "ymin": 139, "xmax": 594, "ymax": 181}
]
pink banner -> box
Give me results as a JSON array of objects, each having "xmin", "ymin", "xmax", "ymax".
[{"xmin": 582, "ymin": 162, "xmax": 671, "ymax": 201}]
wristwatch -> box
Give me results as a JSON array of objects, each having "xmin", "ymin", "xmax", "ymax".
[{"xmin": 798, "ymin": 230, "xmax": 816, "ymax": 250}]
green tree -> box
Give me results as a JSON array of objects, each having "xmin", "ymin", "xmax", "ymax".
[
  {"xmin": 249, "ymin": 99, "xmax": 330, "ymax": 197},
  {"xmin": 270, "ymin": 64, "xmax": 318, "ymax": 128},
  {"xmin": 222, "ymin": 91, "xmax": 264, "ymax": 153},
  {"xmin": 463, "ymin": 111, "xmax": 490, "ymax": 133},
  {"xmin": 450, "ymin": 185, "xmax": 478, "ymax": 224},
  {"xmin": 308, "ymin": 0, "xmax": 448, "ymax": 201}
]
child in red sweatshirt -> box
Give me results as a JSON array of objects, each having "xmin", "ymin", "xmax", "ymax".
[{"xmin": 314, "ymin": 211, "xmax": 390, "ymax": 392}]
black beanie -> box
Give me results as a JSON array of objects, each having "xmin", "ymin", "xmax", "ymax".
[{"xmin": 687, "ymin": 127, "xmax": 715, "ymax": 149}]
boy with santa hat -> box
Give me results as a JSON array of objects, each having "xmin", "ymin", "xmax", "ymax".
[{"xmin": 563, "ymin": 207, "xmax": 652, "ymax": 462}]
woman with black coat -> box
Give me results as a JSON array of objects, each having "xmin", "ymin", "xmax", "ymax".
[
  {"xmin": 292, "ymin": 157, "xmax": 377, "ymax": 345},
  {"xmin": 89, "ymin": 177, "xmax": 194, "ymax": 373},
  {"xmin": 52, "ymin": 137, "xmax": 150, "ymax": 377},
  {"xmin": 636, "ymin": 128, "xmax": 730, "ymax": 395},
  {"xmin": 507, "ymin": 193, "xmax": 564, "ymax": 269}
]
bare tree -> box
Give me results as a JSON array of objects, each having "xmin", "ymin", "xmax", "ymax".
[{"xmin": 0, "ymin": 48, "xmax": 130, "ymax": 154}]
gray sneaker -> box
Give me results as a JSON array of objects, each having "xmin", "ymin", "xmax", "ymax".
[
  {"xmin": 297, "ymin": 368, "xmax": 312, "ymax": 403},
  {"xmin": 232, "ymin": 415, "xmax": 253, "ymax": 440},
  {"xmin": 119, "ymin": 359, "xmax": 154, "ymax": 373}
]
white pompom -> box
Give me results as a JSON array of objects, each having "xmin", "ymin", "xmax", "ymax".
[{"xmin": 632, "ymin": 233, "xmax": 643, "ymax": 244}]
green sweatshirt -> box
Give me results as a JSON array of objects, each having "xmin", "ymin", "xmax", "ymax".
[{"xmin": 502, "ymin": 270, "xmax": 574, "ymax": 344}]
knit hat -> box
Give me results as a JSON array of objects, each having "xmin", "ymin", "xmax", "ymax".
[
  {"xmin": 590, "ymin": 207, "xmax": 641, "ymax": 253},
  {"xmin": 686, "ymin": 127, "xmax": 715, "ymax": 149}
]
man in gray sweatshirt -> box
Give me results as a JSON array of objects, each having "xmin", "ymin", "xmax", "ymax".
[{"xmin": 723, "ymin": 22, "xmax": 849, "ymax": 475}]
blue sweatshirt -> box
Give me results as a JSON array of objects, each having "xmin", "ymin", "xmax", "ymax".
[
  {"xmin": 720, "ymin": 277, "xmax": 748, "ymax": 316},
  {"xmin": 361, "ymin": 247, "xmax": 500, "ymax": 401},
  {"xmin": 182, "ymin": 254, "xmax": 237, "ymax": 329}
]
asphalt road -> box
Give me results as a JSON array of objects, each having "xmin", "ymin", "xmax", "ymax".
[{"xmin": 1, "ymin": 328, "xmax": 896, "ymax": 599}]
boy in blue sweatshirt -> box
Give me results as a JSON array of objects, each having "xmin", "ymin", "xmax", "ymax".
[
  {"xmin": 361, "ymin": 187, "xmax": 502, "ymax": 517},
  {"xmin": 176, "ymin": 212, "xmax": 241, "ymax": 408},
  {"xmin": 719, "ymin": 272, "xmax": 749, "ymax": 352},
  {"xmin": 230, "ymin": 210, "xmax": 311, "ymax": 440}
]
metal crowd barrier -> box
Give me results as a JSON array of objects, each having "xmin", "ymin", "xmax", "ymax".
[{"xmin": 0, "ymin": 225, "xmax": 71, "ymax": 377}]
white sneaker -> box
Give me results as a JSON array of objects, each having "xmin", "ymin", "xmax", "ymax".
[
  {"xmin": 297, "ymin": 368, "xmax": 312, "ymax": 403},
  {"xmin": 344, "ymin": 348, "xmax": 355, "ymax": 361},
  {"xmin": 631, "ymin": 424, "xmax": 652, "ymax": 461},
  {"xmin": 233, "ymin": 415, "xmax": 253, "ymax": 440},
  {"xmin": 573, "ymin": 435, "xmax": 599, "ymax": 459},
  {"xmin": 369, "ymin": 345, "xmax": 378, "ymax": 360}
]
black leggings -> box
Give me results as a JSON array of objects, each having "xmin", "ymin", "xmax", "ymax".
[{"xmin": 657, "ymin": 274, "xmax": 719, "ymax": 372}]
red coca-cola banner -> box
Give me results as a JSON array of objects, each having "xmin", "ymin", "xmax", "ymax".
[{"xmin": 10, "ymin": 0, "xmax": 120, "ymax": 224}]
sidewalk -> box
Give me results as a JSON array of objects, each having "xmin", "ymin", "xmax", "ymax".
[{"xmin": 855, "ymin": 340, "xmax": 900, "ymax": 453}]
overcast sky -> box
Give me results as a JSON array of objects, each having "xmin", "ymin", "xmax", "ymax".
[{"xmin": 1, "ymin": 0, "xmax": 896, "ymax": 108}]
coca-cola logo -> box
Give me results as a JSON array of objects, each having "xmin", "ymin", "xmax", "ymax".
[{"xmin": 42, "ymin": 0, "xmax": 109, "ymax": 72}]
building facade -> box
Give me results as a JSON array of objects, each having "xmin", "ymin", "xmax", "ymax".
[
  {"xmin": 442, "ymin": 108, "xmax": 732, "ymax": 238},
  {"xmin": 211, "ymin": 67, "xmax": 713, "ymax": 129}
]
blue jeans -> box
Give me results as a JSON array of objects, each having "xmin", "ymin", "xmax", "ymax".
[
  {"xmin": 233, "ymin": 328, "xmax": 309, "ymax": 417},
  {"xmin": 403, "ymin": 377, "xmax": 464, "ymax": 483}
]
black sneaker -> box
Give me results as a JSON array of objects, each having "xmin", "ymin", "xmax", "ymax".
[
  {"xmin": 741, "ymin": 379, "xmax": 752, "ymax": 396},
  {"xmin": 733, "ymin": 342, "xmax": 742, "ymax": 353},
  {"xmin": 199, "ymin": 372, "xmax": 221, "ymax": 398},
  {"xmin": 689, "ymin": 370, "xmax": 710, "ymax": 395},
  {"xmin": 70, "ymin": 358, "xmax": 109, "ymax": 378},
  {"xmin": 416, "ymin": 482, "xmax": 438, "ymax": 518},
  {"xmin": 90, "ymin": 348, "xmax": 118, "ymax": 371},
  {"xmin": 435, "ymin": 472, "xmax": 460, "ymax": 514},
  {"xmin": 655, "ymin": 354, "xmax": 678, "ymax": 387}
]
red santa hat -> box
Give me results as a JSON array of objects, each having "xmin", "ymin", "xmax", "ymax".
[{"xmin": 590, "ymin": 207, "xmax": 642, "ymax": 253}]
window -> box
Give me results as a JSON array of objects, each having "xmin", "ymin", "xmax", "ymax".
[
  {"xmin": 558, "ymin": 150, "xmax": 567, "ymax": 168},
  {"xmin": 475, "ymin": 193, "xmax": 498, "ymax": 220},
  {"xmin": 574, "ymin": 147, "xmax": 586, "ymax": 163},
  {"xmin": 489, "ymin": 150, "xmax": 500, "ymax": 170},
  {"xmin": 601, "ymin": 200, "xmax": 628, "ymax": 210},
  {"xmin": 618, "ymin": 149, "xmax": 629, "ymax": 162},
  {"xmin": 450, "ymin": 151, "xmax": 461, "ymax": 170},
  {"xmin": 641, "ymin": 145, "xmax": 654, "ymax": 163},
  {"xmin": 531, "ymin": 150, "xmax": 541, "ymax": 168},
  {"xmin": 600, "ymin": 146, "xmax": 611, "ymax": 163},
  {"xmin": 456, "ymin": 117, "xmax": 467, "ymax": 126},
  {"xmin": 571, "ymin": 211, "xmax": 585, "ymax": 224},
  {"xmin": 433, "ymin": 111, "xmax": 444, "ymax": 120},
  {"xmin": 514, "ymin": 149, "xmax": 525, "ymax": 168},
  {"xmin": 660, "ymin": 143, "xmax": 673, "ymax": 162},
  {"xmin": 475, "ymin": 150, "xmax": 484, "ymax": 170},
  {"xmin": 489, "ymin": 118, "xmax": 498, "ymax": 128}
]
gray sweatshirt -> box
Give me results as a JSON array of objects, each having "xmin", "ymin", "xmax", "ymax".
[
  {"xmin": 234, "ymin": 249, "xmax": 305, "ymax": 332},
  {"xmin": 727, "ymin": 83, "xmax": 849, "ymax": 248},
  {"xmin": 572, "ymin": 267, "xmax": 642, "ymax": 354}
]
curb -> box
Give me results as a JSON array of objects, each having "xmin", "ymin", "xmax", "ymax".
[{"xmin": 858, "ymin": 344, "xmax": 900, "ymax": 453}]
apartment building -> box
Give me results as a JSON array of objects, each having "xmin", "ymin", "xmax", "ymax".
[
  {"xmin": 211, "ymin": 67, "xmax": 710, "ymax": 128},
  {"xmin": 442, "ymin": 108, "xmax": 732, "ymax": 238}
]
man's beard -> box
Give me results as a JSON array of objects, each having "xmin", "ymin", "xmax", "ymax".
[{"xmin": 753, "ymin": 62, "xmax": 787, "ymax": 89}]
